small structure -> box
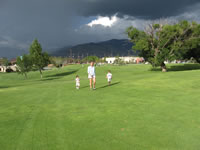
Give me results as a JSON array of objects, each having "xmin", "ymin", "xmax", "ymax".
[
  {"xmin": 0, "ymin": 66, "xmax": 7, "ymax": 72},
  {"xmin": 9, "ymin": 64, "xmax": 17, "ymax": 72},
  {"xmin": 0, "ymin": 65, "xmax": 17, "ymax": 72},
  {"xmin": 0, "ymin": 57, "xmax": 17, "ymax": 72},
  {"xmin": 105, "ymin": 56, "xmax": 144, "ymax": 64},
  {"xmin": 105, "ymin": 57, "xmax": 116, "ymax": 64},
  {"xmin": 10, "ymin": 58, "xmax": 17, "ymax": 65},
  {"xmin": 48, "ymin": 64, "xmax": 55, "ymax": 67},
  {"xmin": 0, "ymin": 58, "xmax": 17, "ymax": 72}
]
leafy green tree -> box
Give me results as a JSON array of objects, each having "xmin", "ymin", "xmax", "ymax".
[
  {"xmin": 16, "ymin": 55, "xmax": 32, "ymax": 79},
  {"xmin": 184, "ymin": 47, "xmax": 200, "ymax": 63},
  {"xmin": 127, "ymin": 20, "xmax": 200, "ymax": 72},
  {"xmin": 29, "ymin": 39, "xmax": 50, "ymax": 78},
  {"xmin": 50, "ymin": 57, "xmax": 64, "ymax": 68},
  {"xmin": 114, "ymin": 56, "xmax": 125, "ymax": 65},
  {"xmin": 82, "ymin": 56, "xmax": 99, "ymax": 63},
  {"xmin": 182, "ymin": 22, "xmax": 200, "ymax": 63},
  {"xmin": 102, "ymin": 57, "xmax": 107, "ymax": 63}
]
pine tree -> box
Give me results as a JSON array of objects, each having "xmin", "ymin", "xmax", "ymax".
[{"xmin": 29, "ymin": 39, "xmax": 50, "ymax": 78}]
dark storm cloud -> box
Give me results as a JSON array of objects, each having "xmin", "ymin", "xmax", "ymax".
[
  {"xmin": 0, "ymin": 0, "xmax": 200, "ymax": 58},
  {"xmin": 0, "ymin": 0, "xmax": 79, "ymax": 48},
  {"xmin": 74, "ymin": 0, "xmax": 200, "ymax": 18}
]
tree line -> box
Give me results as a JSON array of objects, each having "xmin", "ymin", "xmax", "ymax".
[
  {"xmin": 17, "ymin": 39, "xmax": 104, "ymax": 79},
  {"xmin": 126, "ymin": 20, "xmax": 200, "ymax": 72},
  {"xmin": 50, "ymin": 56, "xmax": 102, "ymax": 67}
]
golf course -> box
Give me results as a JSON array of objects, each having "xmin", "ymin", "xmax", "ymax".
[{"xmin": 1, "ymin": 64, "xmax": 200, "ymax": 150}]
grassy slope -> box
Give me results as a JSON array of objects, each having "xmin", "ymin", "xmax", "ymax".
[{"xmin": 0, "ymin": 64, "xmax": 200, "ymax": 150}]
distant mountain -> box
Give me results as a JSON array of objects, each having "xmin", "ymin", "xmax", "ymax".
[{"xmin": 51, "ymin": 39, "xmax": 137, "ymax": 58}]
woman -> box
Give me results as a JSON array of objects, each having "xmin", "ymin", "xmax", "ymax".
[{"xmin": 87, "ymin": 61, "xmax": 96, "ymax": 90}]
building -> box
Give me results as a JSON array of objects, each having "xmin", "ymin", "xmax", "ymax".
[
  {"xmin": 10, "ymin": 58, "xmax": 17, "ymax": 65},
  {"xmin": 9, "ymin": 64, "xmax": 17, "ymax": 72},
  {"xmin": 0, "ymin": 65, "xmax": 17, "ymax": 72},
  {"xmin": 0, "ymin": 58, "xmax": 17, "ymax": 73},
  {"xmin": 0, "ymin": 66, "xmax": 6, "ymax": 72},
  {"xmin": 105, "ymin": 57, "xmax": 116, "ymax": 64},
  {"xmin": 105, "ymin": 56, "xmax": 144, "ymax": 64}
]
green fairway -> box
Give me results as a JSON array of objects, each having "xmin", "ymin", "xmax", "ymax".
[{"xmin": 1, "ymin": 64, "xmax": 200, "ymax": 150}]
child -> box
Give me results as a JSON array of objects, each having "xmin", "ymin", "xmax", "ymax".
[
  {"xmin": 75, "ymin": 75, "xmax": 80, "ymax": 89},
  {"xmin": 106, "ymin": 70, "xmax": 112, "ymax": 85}
]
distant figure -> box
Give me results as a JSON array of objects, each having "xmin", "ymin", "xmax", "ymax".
[
  {"xmin": 106, "ymin": 70, "xmax": 112, "ymax": 85},
  {"xmin": 75, "ymin": 75, "xmax": 80, "ymax": 90},
  {"xmin": 88, "ymin": 62, "xmax": 96, "ymax": 90}
]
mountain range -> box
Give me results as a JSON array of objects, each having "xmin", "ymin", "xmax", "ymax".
[
  {"xmin": 51, "ymin": 39, "xmax": 137, "ymax": 58},
  {"xmin": 0, "ymin": 39, "xmax": 137, "ymax": 59}
]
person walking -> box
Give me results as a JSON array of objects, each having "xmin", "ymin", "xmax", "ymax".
[
  {"xmin": 106, "ymin": 70, "xmax": 112, "ymax": 85},
  {"xmin": 87, "ymin": 61, "xmax": 96, "ymax": 90},
  {"xmin": 75, "ymin": 75, "xmax": 80, "ymax": 90}
]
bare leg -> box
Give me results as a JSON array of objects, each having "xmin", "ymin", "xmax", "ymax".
[
  {"xmin": 89, "ymin": 78, "xmax": 92, "ymax": 89},
  {"xmin": 93, "ymin": 78, "xmax": 96, "ymax": 89}
]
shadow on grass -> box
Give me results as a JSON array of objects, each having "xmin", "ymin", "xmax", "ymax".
[
  {"xmin": 81, "ymin": 85, "xmax": 90, "ymax": 89},
  {"xmin": 0, "ymin": 85, "xmax": 22, "ymax": 89},
  {"xmin": 0, "ymin": 86, "xmax": 10, "ymax": 89},
  {"xmin": 151, "ymin": 64, "xmax": 200, "ymax": 72},
  {"xmin": 40, "ymin": 77, "xmax": 60, "ymax": 81},
  {"xmin": 45, "ymin": 69, "xmax": 79, "ymax": 79},
  {"xmin": 97, "ymin": 82, "xmax": 120, "ymax": 89},
  {"xmin": 169, "ymin": 64, "xmax": 200, "ymax": 71}
]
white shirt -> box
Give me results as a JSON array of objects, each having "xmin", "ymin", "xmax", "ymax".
[
  {"xmin": 76, "ymin": 78, "xmax": 80, "ymax": 84},
  {"xmin": 88, "ymin": 66, "xmax": 95, "ymax": 76},
  {"xmin": 107, "ymin": 73, "xmax": 112, "ymax": 79}
]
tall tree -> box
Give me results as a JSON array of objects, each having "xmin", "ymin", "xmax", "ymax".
[
  {"xmin": 16, "ymin": 55, "xmax": 32, "ymax": 79},
  {"xmin": 127, "ymin": 20, "xmax": 200, "ymax": 72},
  {"xmin": 182, "ymin": 22, "xmax": 200, "ymax": 63},
  {"xmin": 29, "ymin": 39, "xmax": 50, "ymax": 78}
]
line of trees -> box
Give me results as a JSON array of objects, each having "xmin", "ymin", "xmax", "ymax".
[
  {"xmin": 50, "ymin": 55, "xmax": 104, "ymax": 67},
  {"xmin": 49, "ymin": 57, "xmax": 81, "ymax": 67},
  {"xmin": 17, "ymin": 39, "xmax": 50, "ymax": 79},
  {"xmin": 126, "ymin": 20, "xmax": 200, "ymax": 72}
]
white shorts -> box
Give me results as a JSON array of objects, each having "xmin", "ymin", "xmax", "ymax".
[
  {"xmin": 108, "ymin": 78, "xmax": 112, "ymax": 82},
  {"xmin": 76, "ymin": 83, "xmax": 80, "ymax": 87},
  {"xmin": 88, "ymin": 74, "xmax": 96, "ymax": 79}
]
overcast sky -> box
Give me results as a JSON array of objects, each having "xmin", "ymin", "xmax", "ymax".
[{"xmin": 0, "ymin": 0, "xmax": 200, "ymax": 57}]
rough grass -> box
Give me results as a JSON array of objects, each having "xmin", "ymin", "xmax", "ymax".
[{"xmin": 0, "ymin": 64, "xmax": 200, "ymax": 150}]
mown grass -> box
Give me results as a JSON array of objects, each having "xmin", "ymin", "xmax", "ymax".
[{"xmin": 0, "ymin": 64, "xmax": 200, "ymax": 150}]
